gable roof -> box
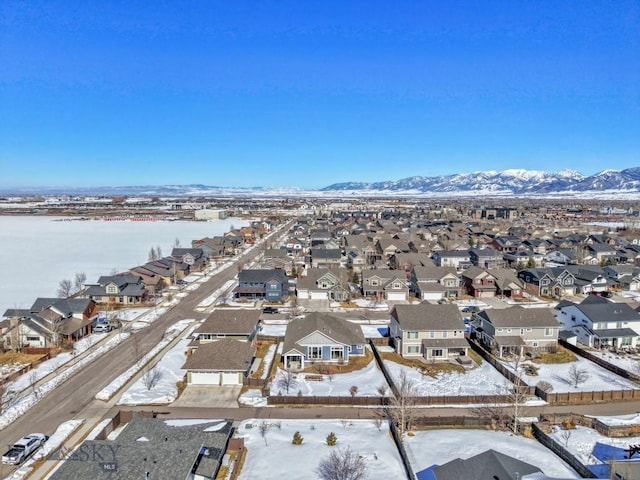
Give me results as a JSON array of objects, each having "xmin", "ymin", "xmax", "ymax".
[
  {"xmin": 238, "ymin": 269, "xmax": 287, "ymax": 284},
  {"xmin": 195, "ymin": 309, "xmax": 261, "ymax": 335},
  {"xmin": 478, "ymin": 306, "xmax": 559, "ymax": 328},
  {"xmin": 182, "ymin": 338, "xmax": 256, "ymax": 371},
  {"xmin": 283, "ymin": 312, "xmax": 365, "ymax": 354},
  {"xmin": 391, "ymin": 302, "xmax": 464, "ymax": 331},
  {"xmin": 572, "ymin": 298, "xmax": 640, "ymax": 323},
  {"xmin": 432, "ymin": 449, "xmax": 540, "ymax": 480}
]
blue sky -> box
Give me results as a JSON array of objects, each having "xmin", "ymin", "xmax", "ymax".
[{"xmin": 1, "ymin": 1, "xmax": 638, "ymax": 189}]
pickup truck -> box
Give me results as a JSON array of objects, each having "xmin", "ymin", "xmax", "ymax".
[{"xmin": 2, "ymin": 433, "xmax": 48, "ymax": 465}]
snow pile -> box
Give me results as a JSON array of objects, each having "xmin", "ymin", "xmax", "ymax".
[
  {"xmin": 260, "ymin": 344, "xmax": 277, "ymax": 380},
  {"xmin": 196, "ymin": 279, "xmax": 236, "ymax": 309},
  {"xmin": 0, "ymin": 332, "xmax": 131, "ymax": 429},
  {"xmin": 95, "ymin": 319, "xmax": 193, "ymax": 401},
  {"xmin": 117, "ymin": 334, "xmax": 192, "ymax": 405},
  {"xmin": 238, "ymin": 389, "xmax": 268, "ymax": 407}
]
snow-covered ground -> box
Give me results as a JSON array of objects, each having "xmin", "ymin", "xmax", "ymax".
[
  {"xmin": 384, "ymin": 359, "xmax": 513, "ymax": 396},
  {"xmin": 549, "ymin": 424, "xmax": 640, "ymax": 465},
  {"xmin": 95, "ymin": 319, "xmax": 193, "ymax": 401},
  {"xmin": 405, "ymin": 429, "xmax": 580, "ymax": 478},
  {"xmin": 0, "ymin": 332, "xmax": 131, "ymax": 429},
  {"xmin": 235, "ymin": 419, "xmax": 406, "ymax": 479},
  {"xmin": 0, "ymin": 216, "xmax": 248, "ymax": 315},
  {"xmin": 117, "ymin": 332, "xmax": 193, "ymax": 405},
  {"xmin": 587, "ymin": 349, "xmax": 640, "ymax": 373},
  {"xmin": 501, "ymin": 356, "xmax": 639, "ymax": 393},
  {"xmin": 270, "ymin": 357, "xmax": 389, "ymax": 397},
  {"xmin": 260, "ymin": 344, "xmax": 277, "ymax": 380},
  {"xmin": 195, "ymin": 279, "xmax": 236, "ymax": 310}
]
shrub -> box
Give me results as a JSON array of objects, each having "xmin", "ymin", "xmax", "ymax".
[
  {"xmin": 524, "ymin": 364, "xmax": 539, "ymax": 376},
  {"xmin": 292, "ymin": 431, "xmax": 304, "ymax": 445},
  {"xmin": 326, "ymin": 432, "xmax": 337, "ymax": 446}
]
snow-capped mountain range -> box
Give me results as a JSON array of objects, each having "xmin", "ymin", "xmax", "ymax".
[
  {"xmin": 321, "ymin": 168, "xmax": 640, "ymax": 195},
  {"xmin": 2, "ymin": 168, "xmax": 640, "ymax": 198}
]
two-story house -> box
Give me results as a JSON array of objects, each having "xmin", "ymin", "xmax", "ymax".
[
  {"xmin": 296, "ymin": 269, "xmax": 350, "ymax": 302},
  {"xmin": 476, "ymin": 306, "xmax": 560, "ymax": 357},
  {"xmin": 188, "ymin": 309, "xmax": 261, "ymax": 353},
  {"xmin": 410, "ymin": 266, "xmax": 460, "ymax": 301},
  {"xmin": 555, "ymin": 296, "xmax": 640, "ymax": 349},
  {"xmin": 361, "ymin": 269, "xmax": 409, "ymax": 301},
  {"xmin": 461, "ymin": 266, "xmax": 498, "ymax": 298},
  {"xmin": 83, "ymin": 273, "xmax": 147, "ymax": 306},
  {"xmin": 234, "ymin": 269, "xmax": 288, "ymax": 302},
  {"xmin": 389, "ymin": 303, "xmax": 468, "ymax": 361},
  {"xmin": 432, "ymin": 250, "xmax": 472, "ymax": 270},
  {"xmin": 469, "ymin": 248, "xmax": 504, "ymax": 269},
  {"xmin": 518, "ymin": 267, "xmax": 577, "ymax": 298}
]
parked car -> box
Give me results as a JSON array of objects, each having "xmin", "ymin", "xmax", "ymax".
[
  {"xmin": 2, "ymin": 433, "xmax": 48, "ymax": 465},
  {"xmin": 262, "ymin": 306, "xmax": 279, "ymax": 314},
  {"xmin": 93, "ymin": 323, "xmax": 113, "ymax": 333}
]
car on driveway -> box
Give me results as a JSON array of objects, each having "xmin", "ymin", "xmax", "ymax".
[{"xmin": 2, "ymin": 433, "xmax": 48, "ymax": 465}]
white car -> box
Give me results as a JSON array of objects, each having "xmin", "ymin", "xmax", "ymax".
[{"xmin": 2, "ymin": 433, "xmax": 48, "ymax": 465}]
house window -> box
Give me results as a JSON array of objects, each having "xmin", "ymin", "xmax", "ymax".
[
  {"xmin": 597, "ymin": 322, "xmax": 607, "ymax": 329},
  {"xmin": 407, "ymin": 331, "xmax": 419, "ymax": 339},
  {"xmin": 308, "ymin": 346, "xmax": 322, "ymax": 360},
  {"xmin": 370, "ymin": 280, "xmax": 378, "ymax": 286},
  {"xmin": 526, "ymin": 328, "xmax": 532, "ymax": 332},
  {"xmin": 544, "ymin": 328, "xmax": 554, "ymax": 336},
  {"xmin": 106, "ymin": 285, "xmax": 118, "ymax": 294},
  {"xmin": 26, "ymin": 336, "xmax": 40, "ymax": 341},
  {"xmin": 429, "ymin": 331, "xmax": 435, "ymax": 339},
  {"xmin": 616, "ymin": 322, "xmax": 623, "ymax": 328},
  {"xmin": 330, "ymin": 346, "xmax": 344, "ymax": 360},
  {"xmin": 407, "ymin": 346, "xmax": 420, "ymax": 354},
  {"xmin": 507, "ymin": 328, "xmax": 512, "ymax": 333},
  {"xmin": 497, "ymin": 328, "xmax": 503, "ymax": 332},
  {"xmin": 571, "ymin": 315, "xmax": 576, "ymax": 321},
  {"xmin": 442, "ymin": 331, "xmax": 448, "ymax": 338},
  {"xmin": 532, "ymin": 341, "xmax": 539, "ymax": 347},
  {"xmin": 431, "ymin": 349, "xmax": 444, "ymax": 357}
]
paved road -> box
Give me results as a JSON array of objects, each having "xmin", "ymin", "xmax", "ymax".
[{"xmin": 0, "ymin": 224, "xmax": 291, "ymax": 477}]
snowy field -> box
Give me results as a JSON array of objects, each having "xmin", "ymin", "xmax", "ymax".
[
  {"xmin": 502, "ymin": 356, "xmax": 639, "ymax": 393},
  {"xmin": 384, "ymin": 359, "xmax": 513, "ymax": 396},
  {"xmin": 270, "ymin": 357, "xmax": 389, "ymax": 397},
  {"xmin": 0, "ymin": 216, "xmax": 248, "ymax": 315},
  {"xmin": 587, "ymin": 349, "xmax": 640, "ymax": 373},
  {"xmin": 117, "ymin": 333, "xmax": 193, "ymax": 406},
  {"xmin": 404, "ymin": 429, "xmax": 580, "ymax": 479},
  {"xmin": 235, "ymin": 419, "xmax": 406, "ymax": 480},
  {"xmin": 549, "ymin": 424, "xmax": 640, "ymax": 465}
]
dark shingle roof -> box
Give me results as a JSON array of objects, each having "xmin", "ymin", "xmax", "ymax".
[
  {"xmin": 196, "ymin": 309, "xmax": 261, "ymax": 335},
  {"xmin": 182, "ymin": 338, "xmax": 256, "ymax": 371},
  {"xmin": 391, "ymin": 303, "xmax": 464, "ymax": 331},
  {"xmin": 432, "ymin": 449, "xmax": 540, "ymax": 480},
  {"xmin": 478, "ymin": 306, "xmax": 559, "ymax": 328},
  {"xmin": 283, "ymin": 312, "xmax": 365, "ymax": 354}
]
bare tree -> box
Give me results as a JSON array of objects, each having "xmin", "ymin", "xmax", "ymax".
[
  {"xmin": 315, "ymin": 446, "xmax": 367, "ymax": 480},
  {"xmin": 142, "ymin": 365, "xmax": 162, "ymax": 390},
  {"xmin": 276, "ymin": 369, "xmax": 298, "ymax": 394},
  {"xmin": 49, "ymin": 316, "xmax": 65, "ymax": 347},
  {"xmin": 57, "ymin": 279, "xmax": 73, "ymax": 298},
  {"xmin": 560, "ymin": 428, "xmax": 572, "ymax": 447},
  {"xmin": 74, "ymin": 272, "xmax": 87, "ymax": 294},
  {"xmin": 349, "ymin": 385, "xmax": 359, "ymax": 398},
  {"xmin": 174, "ymin": 237, "xmax": 181, "ymax": 248},
  {"xmin": 389, "ymin": 369, "xmax": 418, "ymax": 437},
  {"xmin": 259, "ymin": 421, "xmax": 269, "ymax": 446},
  {"xmin": 148, "ymin": 246, "xmax": 158, "ymax": 262},
  {"xmin": 568, "ymin": 364, "xmax": 590, "ymax": 388},
  {"xmin": 156, "ymin": 245, "xmax": 163, "ymax": 258}
]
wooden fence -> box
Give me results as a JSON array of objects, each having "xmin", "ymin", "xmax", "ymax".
[
  {"xmin": 560, "ymin": 339, "xmax": 640, "ymax": 382},
  {"xmin": 268, "ymin": 395, "xmax": 389, "ymax": 406},
  {"xmin": 540, "ymin": 412, "xmax": 640, "ymax": 438},
  {"xmin": 413, "ymin": 415, "xmax": 493, "ymax": 428},
  {"xmin": 531, "ymin": 423, "xmax": 598, "ymax": 478},
  {"xmin": 0, "ymin": 352, "xmax": 51, "ymax": 385},
  {"xmin": 537, "ymin": 388, "xmax": 640, "ymax": 404}
]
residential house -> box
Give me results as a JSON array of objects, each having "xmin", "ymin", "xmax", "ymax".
[
  {"xmin": 469, "ymin": 248, "xmax": 504, "ymax": 268},
  {"xmin": 544, "ymin": 248, "xmax": 578, "ymax": 265},
  {"xmin": 461, "ymin": 267, "xmax": 498, "ymax": 298},
  {"xmin": 476, "ymin": 306, "xmax": 560, "ymax": 357},
  {"xmin": 49, "ymin": 415, "xmax": 233, "ymax": 480},
  {"xmin": 389, "ymin": 302, "xmax": 468, "ymax": 361},
  {"xmin": 83, "ymin": 273, "xmax": 147, "ymax": 306},
  {"xmin": 410, "ymin": 266, "xmax": 460, "ymax": 301},
  {"xmin": 376, "ymin": 237, "xmax": 412, "ymax": 259},
  {"xmin": 281, "ymin": 312, "xmax": 366, "ymax": 370},
  {"xmin": 361, "ymin": 268, "xmax": 410, "ymax": 301},
  {"xmin": 309, "ymin": 248, "xmax": 343, "ymax": 268},
  {"xmin": 424, "ymin": 449, "xmax": 541, "ymax": 480},
  {"xmin": 432, "ymin": 250, "xmax": 472, "ymax": 269},
  {"xmin": 583, "ymin": 243, "xmax": 617, "ymax": 265},
  {"xmin": 556, "ymin": 296, "xmax": 640, "ymax": 349},
  {"xmin": 296, "ymin": 269, "xmax": 350, "ymax": 301},
  {"xmin": 388, "ymin": 253, "xmax": 435, "ymax": 276},
  {"xmin": 171, "ymin": 247, "xmax": 209, "ymax": 272},
  {"xmin": 490, "ymin": 268, "xmax": 525, "ymax": 299},
  {"xmin": 234, "ymin": 269, "xmax": 288, "ymax": 302},
  {"xmin": 189, "ymin": 309, "xmax": 261, "ymax": 351},
  {"xmin": 490, "ymin": 235, "xmax": 523, "ymax": 252},
  {"xmin": 604, "ymin": 264, "xmax": 640, "ymax": 291},
  {"xmin": 191, "ymin": 237, "xmax": 226, "ymax": 259},
  {"xmin": 518, "ymin": 267, "xmax": 577, "ymax": 298},
  {"xmin": 182, "ymin": 338, "xmax": 256, "ymax": 385},
  {"xmin": 564, "ymin": 265, "xmax": 609, "ymax": 294},
  {"xmin": 2, "ymin": 297, "xmax": 96, "ymax": 348},
  {"xmin": 503, "ymin": 250, "xmax": 544, "ymax": 268}
]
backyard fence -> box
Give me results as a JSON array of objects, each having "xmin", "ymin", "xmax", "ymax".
[
  {"xmin": 560, "ymin": 339, "xmax": 640, "ymax": 383},
  {"xmin": 531, "ymin": 422, "xmax": 598, "ymax": 478},
  {"xmin": 267, "ymin": 395, "xmax": 389, "ymax": 406}
]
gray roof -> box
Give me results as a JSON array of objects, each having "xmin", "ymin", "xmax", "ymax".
[
  {"xmin": 575, "ymin": 299, "xmax": 640, "ymax": 323},
  {"xmin": 283, "ymin": 312, "xmax": 365, "ymax": 354},
  {"xmin": 183, "ymin": 338, "xmax": 256, "ymax": 371},
  {"xmin": 195, "ymin": 309, "xmax": 261, "ymax": 335},
  {"xmin": 421, "ymin": 337, "xmax": 469, "ymax": 349},
  {"xmin": 593, "ymin": 328, "xmax": 638, "ymax": 339},
  {"xmin": 478, "ymin": 307, "xmax": 559, "ymax": 328},
  {"xmin": 433, "ymin": 449, "xmax": 540, "ymax": 480},
  {"xmin": 238, "ymin": 269, "xmax": 287, "ymax": 284},
  {"xmin": 49, "ymin": 415, "xmax": 232, "ymax": 480},
  {"xmin": 391, "ymin": 303, "xmax": 464, "ymax": 331},
  {"xmin": 412, "ymin": 266, "xmax": 457, "ymax": 281}
]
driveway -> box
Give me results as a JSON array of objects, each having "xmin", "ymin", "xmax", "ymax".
[{"xmin": 172, "ymin": 385, "xmax": 241, "ymax": 408}]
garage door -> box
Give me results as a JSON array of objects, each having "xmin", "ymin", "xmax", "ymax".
[
  {"xmin": 221, "ymin": 372, "xmax": 242, "ymax": 385},
  {"xmin": 297, "ymin": 289, "xmax": 310, "ymax": 300},
  {"xmin": 190, "ymin": 371, "xmax": 220, "ymax": 385},
  {"xmin": 310, "ymin": 291, "xmax": 328, "ymax": 300},
  {"xmin": 387, "ymin": 292, "xmax": 406, "ymax": 301}
]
